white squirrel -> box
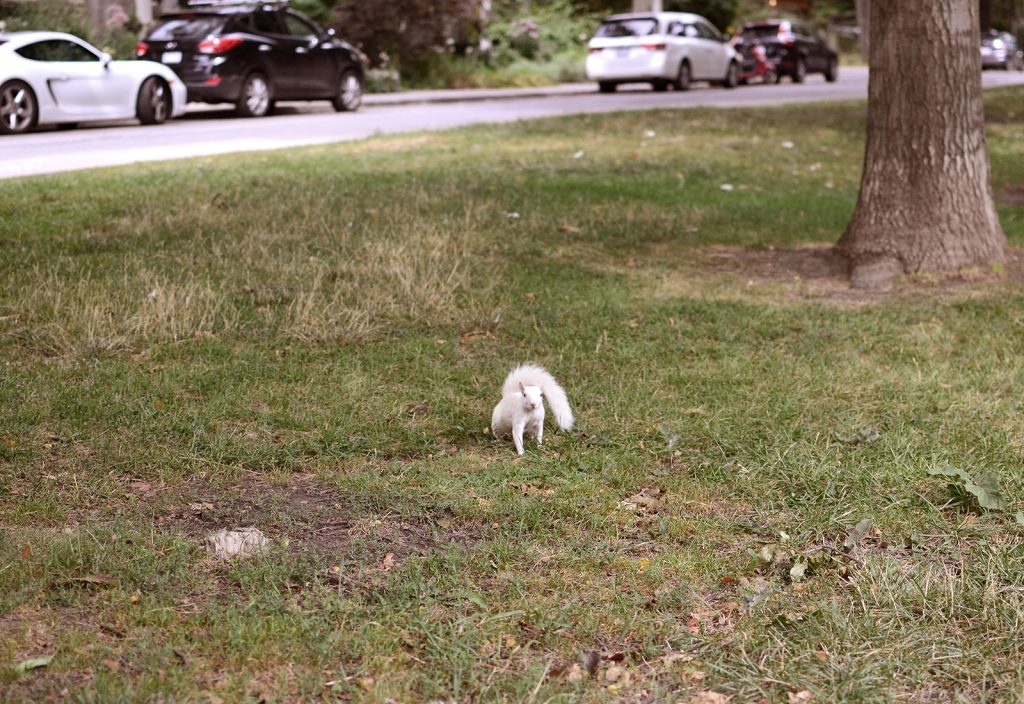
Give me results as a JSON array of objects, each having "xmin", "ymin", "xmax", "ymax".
[{"xmin": 491, "ymin": 364, "xmax": 574, "ymax": 455}]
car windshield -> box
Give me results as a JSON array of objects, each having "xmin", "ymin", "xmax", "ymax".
[
  {"xmin": 595, "ymin": 18, "xmax": 659, "ymax": 38},
  {"xmin": 149, "ymin": 16, "xmax": 227, "ymax": 40},
  {"xmin": 741, "ymin": 25, "xmax": 783, "ymax": 39}
]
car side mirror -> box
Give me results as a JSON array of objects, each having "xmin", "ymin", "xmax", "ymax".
[{"xmin": 100, "ymin": 52, "xmax": 112, "ymax": 68}]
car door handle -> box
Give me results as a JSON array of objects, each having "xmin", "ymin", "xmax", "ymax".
[{"xmin": 53, "ymin": 74, "xmax": 70, "ymax": 81}]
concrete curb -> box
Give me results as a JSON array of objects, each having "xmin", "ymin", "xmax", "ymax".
[{"xmin": 362, "ymin": 83, "xmax": 600, "ymax": 107}]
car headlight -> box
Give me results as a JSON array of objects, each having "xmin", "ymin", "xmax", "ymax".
[{"xmin": 992, "ymin": 38, "xmax": 1005, "ymax": 49}]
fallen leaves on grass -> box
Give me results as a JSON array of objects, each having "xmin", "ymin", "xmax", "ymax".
[
  {"xmin": 621, "ymin": 487, "xmax": 664, "ymax": 513},
  {"xmin": 927, "ymin": 465, "xmax": 1007, "ymax": 512},
  {"xmin": 15, "ymin": 655, "xmax": 54, "ymax": 674},
  {"xmin": 788, "ymin": 690, "xmax": 814, "ymax": 703},
  {"xmin": 691, "ymin": 691, "xmax": 729, "ymax": 704}
]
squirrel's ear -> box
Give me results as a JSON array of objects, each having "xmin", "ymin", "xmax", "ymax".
[{"xmin": 519, "ymin": 382, "xmax": 526, "ymax": 394}]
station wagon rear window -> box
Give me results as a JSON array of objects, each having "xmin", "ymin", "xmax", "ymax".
[
  {"xmin": 149, "ymin": 16, "xmax": 227, "ymax": 40},
  {"xmin": 595, "ymin": 18, "xmax": 659, "ymax": 38}
]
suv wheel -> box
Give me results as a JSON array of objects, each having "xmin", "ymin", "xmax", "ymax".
[
  {"xmin": 137, "ymin": 77, "xmax": 171, "ymax": 125},
  {"xmin": 237, "ymin": 73, "xmax": 272, "ymax": 118},
  {"xmin": 792, "ymin": 58, "xmax": 806, "ymax": 83},
  {"xmin": 824, "ymin": 57, "xmax": 838, "ymax": 83},
  {"xmin": 333, "ymin": 68, "xmax": 363, "ymax": 112}
]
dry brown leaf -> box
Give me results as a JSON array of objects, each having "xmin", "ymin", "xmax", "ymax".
[
  {"xmin": 788, "ymin": 691, "xmax": 814, "ymax": 703},
  {"xmin": 64, "ymin": 574, "xmax": 117, "ymax": 587},
  {"xmin": 691, "ymin": 692, "xmax": 729, "ymax": 704},
  {"xmin": 381, "ymin": 553, "xmax": 396, "ymax": 572},
  {"xmin": 565, "ymin": 663, "xmax": 585, "ymax": 682},
  {"xmin": 357, "ymin": 676, "xmax": 375, "ymax": 691},
  {"xmin": 604, "ymin": 666, "xmax": 624, "ymax": 683}
]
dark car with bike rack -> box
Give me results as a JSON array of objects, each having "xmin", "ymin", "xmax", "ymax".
[
  {"xmin": 136, "ymin": 0, "xmax": 365, "ymax": 117},
  {"xmin": 734, "ymin": 19, "xmax": 837, "ymax": 84}
]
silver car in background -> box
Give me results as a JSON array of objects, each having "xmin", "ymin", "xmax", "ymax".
[
  {"xmin": 981, "ymin": 29, "xmax": 1024, "ymax": 71},
  {"xmin": 586, "ymin": 12, "xmax": 740, "ymax": 93}
]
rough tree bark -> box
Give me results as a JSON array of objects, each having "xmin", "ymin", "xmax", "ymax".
[
  {"xmin": 855, "ymin": 0, "xmax": 869, "ymax": 55},
  {"xmin": 836, "ymin": 0, "xmax": 1006, "ymax": 289}
]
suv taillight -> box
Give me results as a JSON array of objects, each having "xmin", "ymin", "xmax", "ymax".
[
  {"xmin": 198, "ymin": 35, "xmax": 244, "ymax": 54},
  {"xmin": 135, "ymin": 41, "xmax": 149, "ymax": 57}
]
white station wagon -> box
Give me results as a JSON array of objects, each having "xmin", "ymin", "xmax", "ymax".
[{"xmin": 586, "ymin": 12, "xmax": 740, "ymax": 93}]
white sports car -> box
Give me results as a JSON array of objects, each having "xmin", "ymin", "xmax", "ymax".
[{"xmin": 0, "ymin": 31, "xmax": 187, "ymax": 135}]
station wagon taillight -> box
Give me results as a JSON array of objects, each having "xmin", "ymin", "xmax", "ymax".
[
  {"xmin": 641, "ymin": 43, "xmax": 667, "ymax": 51},
  {"xmin": 198, "ymin": 35, "xmax": 244, "ymax": 54}
]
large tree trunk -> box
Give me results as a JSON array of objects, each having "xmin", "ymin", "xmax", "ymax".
[
  {"xmin": 855, "ymin": 0, "xmax": 870, "ymax": 55},
  {"xmin": 837, "ymin": 0, "xmax": 1006, "ymax": 289}
]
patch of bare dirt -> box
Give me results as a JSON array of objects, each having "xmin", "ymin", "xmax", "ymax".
[
  {"xmin": 157, "ymin": 473, "xmax": 480, "ymax": 566},
  {"xmin": 693, "ymin": 244, "xmax": 1024, "ymax": 304}
]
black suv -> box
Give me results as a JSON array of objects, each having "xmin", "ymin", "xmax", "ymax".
[
  {"xmin": 735, "ymin": 20, "xmax": 837, "ymax": 83},
  {"xmin": 136, "ymin": 1, "xmax": 365, "ymax": 117}
]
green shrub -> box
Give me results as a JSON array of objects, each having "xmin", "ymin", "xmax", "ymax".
[
  {"xmin": 486, "ymin": 0, "xmax": 599, "ymax": 68},
  {"xmin": 0, "ymin": 0, "xmax": 141, "ymax": 59}
]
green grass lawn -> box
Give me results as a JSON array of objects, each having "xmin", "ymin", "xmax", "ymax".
[{"xmin": 3, "ymin": 89, "xmax": 1024, "ymax": 704}]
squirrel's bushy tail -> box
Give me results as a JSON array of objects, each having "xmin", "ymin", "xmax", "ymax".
[{"xmin": 502, "ymin": 364, "xmax": 574, "ymax": 430}]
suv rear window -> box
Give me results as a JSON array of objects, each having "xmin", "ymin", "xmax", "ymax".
[
  {"xmin": 149, "ymin": 16, "xmax": 227, "ymax": 40},
  {"xmin": 741, "ymin": 24, "xmax": 783, "ymax": 40},
  {"xmin": 596, "ymin": 18, "xmax": 659, "ymax": 38}
]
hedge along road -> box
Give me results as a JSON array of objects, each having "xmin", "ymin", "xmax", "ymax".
[{"xmin": 4, "ymin": 67, "xmax": 1024, "ymax": 180}]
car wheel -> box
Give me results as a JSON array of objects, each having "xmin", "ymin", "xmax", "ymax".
[
  {"xmin": 824, "ymin": 57, "xmax": 838, "ymax": 83},
  {"xmin": 137, "ymin": 77, "xmax": 171, "ymax": 125},
  {"xmin": 237, "ymin": 72, "xmax": 272, "ymax": 118},
  {"xmin": 0, "ymin": 80, "xmax": 38, "ymax": 135},
  {"xmin": 675, "ymin": 61, "xmax": 691, "ymax": 91},
  {"xmin": 332, "ymin": 68, "xmax": 363, "ymax": 112},
  {"xmin": 792, "ymin": 58, "xmax": 806, "ymax": 83},
  {"xmin": 763, "ymin": 66, "xmax": 778, "ymax": 85},
  {"xmin": 652, "ymin": 79, "xmax": 669, "ymax": 92},
  {"xmin": 598, "ymin": 81, "xmax": 617, "ymax": 93},
  {"xmin": 723, "ymin": 61, "xmax": 740, "ymax": 89}
]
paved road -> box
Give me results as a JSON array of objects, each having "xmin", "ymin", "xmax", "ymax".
[{"xmin": 4, "ymin": 67, "xmax": 1024, "ymax": 180}]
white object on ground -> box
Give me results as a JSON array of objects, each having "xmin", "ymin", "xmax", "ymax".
[{"xmin": 205, "ymin": 527, "xmax": 269, "ymax": 559}]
